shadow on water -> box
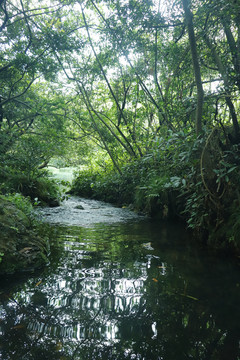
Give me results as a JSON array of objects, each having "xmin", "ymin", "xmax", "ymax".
[{"xmin": 0, "ymin": 197, "xmax": 239, "ymax": 360}]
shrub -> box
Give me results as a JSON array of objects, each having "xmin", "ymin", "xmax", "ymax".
[
  {"xmin": 0, "ymin": 169, "xmax": 61, "ymax": 207},
  {"xmin": 71, "ymin": 128, "xmax": 240, "ymax": 253},
  {"xmin": 6, "ymin": 193, "xmax": 34, "ymax": 217},
  {"xmin": 70, "ymin": 169, "xmax": 100, "ymax": 198}
]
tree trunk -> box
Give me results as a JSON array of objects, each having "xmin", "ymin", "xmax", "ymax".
[
  {"xmin": 181, "ymin": 0, "xmax": 204, "ymax": 135},
  {"xmin": 221, "ymin": 15, "xmax": 240, "ymax": 91},
  {"xmin": 204, "ymin": 35, "xmax": 240, "ymax": 138}
]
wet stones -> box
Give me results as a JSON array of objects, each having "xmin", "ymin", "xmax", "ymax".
[{"xmin": 75, "ymin": 205, "xmax": 84, "ymax": 210}]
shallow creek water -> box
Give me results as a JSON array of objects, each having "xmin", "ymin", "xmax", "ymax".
[{"xmin": 0, "ymin": 196, "xmax": 240, "ymax": 360}]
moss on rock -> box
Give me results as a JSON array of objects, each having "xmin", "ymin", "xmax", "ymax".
[{"xmin": 0, "ymin": 196, "xmax": 49, "ymax": 274}]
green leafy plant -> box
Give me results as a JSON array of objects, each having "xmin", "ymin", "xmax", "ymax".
[
  {"xmin": 7, "ymin": 193, "xmax": 34, "ymax": 217},
  {"xmin": 0, "ymin": 252, "xmax": 4, "ymax": 264}
]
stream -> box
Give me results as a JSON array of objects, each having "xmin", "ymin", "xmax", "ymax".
[{"xmin": 0, "ymin": 195, "xmax": 240, "ymax": 360}]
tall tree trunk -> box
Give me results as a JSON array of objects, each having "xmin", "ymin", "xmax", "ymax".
[
  {"xmin": 0, "ymin": 97, "xmax": 3, "ymax": 129},
  {"xmin": 181, "ymin": 0, "xmax": 204, "ymax": 135},
  {"xmin": 90, "ymin": 0, "xmax": 174, "ymax": 131},
  {"xmin": 204, "ymin": 35, "xmax": 240, "ymax": 138},
  {"xmin": 78, "ymin": 83, "xmax": 122, "ymax": 174},
  {"xmin": 221, "ymin": 15, "xmax": 240, "ymax": 91},
  {"xmin": 80, "ymin": 3, "xmax": 143, "ymax": 157},
  {"xmin": 154, "ymin": 28, "xmax": 169, "ymax": 127}
]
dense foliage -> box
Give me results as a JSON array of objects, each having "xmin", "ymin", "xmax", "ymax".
[
  {"xmin": 0, "ymin": 0, "xmax": 240, "ymax": 253},
  {"xmin": 71, "ymin": 128, "xmax": 240, "ymax": 252}
]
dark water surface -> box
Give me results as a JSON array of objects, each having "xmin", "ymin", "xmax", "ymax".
[{"xmin": 0, "ymin": 197, "xmax": 239, "ymax": 360}]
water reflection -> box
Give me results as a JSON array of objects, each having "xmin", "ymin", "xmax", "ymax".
[{"xmin": 0, "ymin": 218, "xmax": 239, "ymax": 360}]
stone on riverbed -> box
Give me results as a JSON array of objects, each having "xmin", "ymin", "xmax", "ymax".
[{"xmin": 75, "ymin": 204, "xmax": 84, "ymax": 210}]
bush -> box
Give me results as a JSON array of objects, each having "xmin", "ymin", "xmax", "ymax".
[
  {"xmin": 0, "ymin": 169, "xmax": 61, "ymax": 207},
  {"xmin": 6, "ymin": 193, "xmax": 34, "ymax": 217},
  {"xmin": 71, "ymin": 128, "xmax": 240, "ymax": 254},
  {"xmin": 70, "ymin": 169, "xmax": 100, "ymax": 198},
  {"xmin": 70, "ymin": 130, "xmax": 200, "ymax": 213},
  {"xmin": 0, "ymin": 134, "xmax": 61, "ymax": 206}
]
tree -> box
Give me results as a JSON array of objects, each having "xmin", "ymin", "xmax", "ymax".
[
  {"xmin": 181, "ymin": 0, "xmax": 204, "ymax": 134},
  {"xmin": 1, "ymin": 0, "xmax": 239, "ymax": 172}
]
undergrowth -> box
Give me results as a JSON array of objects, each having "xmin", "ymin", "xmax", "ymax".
[
  {"xmin": 0, "ymin": 169, "xmax": 61, "ymax": 206},
  {"xmin": 71, "ymin": 128, "xmax": 240, "ymax": 254}
]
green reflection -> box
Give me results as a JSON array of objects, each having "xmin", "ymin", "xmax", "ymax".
[{"xmin": 0, "ymin": 220, "xmax": 239, "ymax": 360}]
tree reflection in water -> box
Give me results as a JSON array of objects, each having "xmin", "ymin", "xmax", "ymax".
[{"xmin": 0, "ymin": 221, "xmax": 239, "ymax": 360}]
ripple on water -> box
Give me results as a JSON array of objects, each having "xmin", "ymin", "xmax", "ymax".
[{"xmin": 36, "ymin": 196, "xmax": 144, "ymax": 226}]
